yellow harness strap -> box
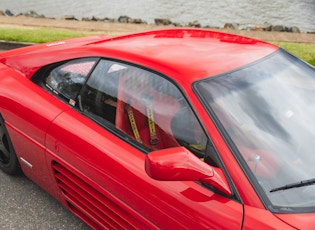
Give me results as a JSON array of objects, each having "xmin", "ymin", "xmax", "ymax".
[
  {"xmin": 145, "ymin": 100, "xmax": 160, "ymax": 145},
  {"xmin": 125, "ymin": 104, "xmax": 142, "ymax": 144},
  {"xmin": 189, "ymin": 143, "xmax": 205, "ymax": 151},
  {"xmin": 125, "ymin": 96, "xmax": 160, "ymax": 146}
]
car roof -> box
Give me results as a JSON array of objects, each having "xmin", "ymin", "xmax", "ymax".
[
  {"xmin": 90, "ymin": 28, "xmax": 278, "ymax": 82},
  {"xmin": 1, "ymin": 28, "xmax": 279, "ymax": 83}
]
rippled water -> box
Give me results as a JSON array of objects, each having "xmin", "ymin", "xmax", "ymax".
[{"xmin": 0, "ymin": 0, "xmax": 314, "ymax": 32}]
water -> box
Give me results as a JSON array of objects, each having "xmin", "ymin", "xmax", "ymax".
[{"xmin": 0, "ymin": 0, "xmax": 314, "ymax": 32}]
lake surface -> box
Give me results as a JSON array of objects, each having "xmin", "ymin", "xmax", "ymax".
[{"xmin": 0, "ymin": 0, "xmax": 314, "ymax": 32}]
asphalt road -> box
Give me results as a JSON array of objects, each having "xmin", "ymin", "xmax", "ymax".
[{"xmin": 0, "ymin": 170, "xmax": 91, "ymax": 229}]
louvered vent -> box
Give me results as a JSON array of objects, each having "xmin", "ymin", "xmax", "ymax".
[{"xmin": 52, "ymin": 161, "xmax": 156, "ymax": 230}]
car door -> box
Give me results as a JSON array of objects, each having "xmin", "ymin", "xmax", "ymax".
[
  {"xmin": 0, "ymin": 63, "xmax": 71, "ymax": 189},
  {"xmin": 44, "ymin": 59, "xmax": 244, "ymax": 229},
  {"xmin": 16, "ymin": 57, "xmax": 99, "ymax": 195}
]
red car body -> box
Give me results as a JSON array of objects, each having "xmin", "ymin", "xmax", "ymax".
[{"xmin": 0, "ymin": 28, "xmax": 314, "ymax": 229}]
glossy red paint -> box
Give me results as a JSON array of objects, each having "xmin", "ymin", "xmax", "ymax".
[
  {"xmin": 275, "ymin": 213, "xmax": 315, "ymax": 229},
  {"xmin": 145, "ymin": 147, "xmax": 232, "ymax": 196},
  {"xmin": 0, "ymin": 28, "xmax": 314, "ymax": 229},
  {"xmin": 45, "ymin": 109, "xmax": 243, "ymax": 229},
  {"xmin": 0, "ymin": 29, "xmax": 277, "ymax": 82}
]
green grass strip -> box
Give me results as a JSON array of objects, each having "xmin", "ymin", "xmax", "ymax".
[
  {"xmin": 273, "ymin": 42, "xmax": 315, "ymax": 66},
  {"xmin": 0, "ymin": 27, "xmax": 92, "ymax": 43}
]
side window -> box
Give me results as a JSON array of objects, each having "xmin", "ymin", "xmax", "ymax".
[
  {"xmin": 80, "ymin": 60, "xmax": 122, "ymax": 124},
  {"xmin": 45, "ymin": 58, "xmax": 98, "ymax": 104},
  {"xmin": 80, "ymin": 59, "xmax": 207, "ymax": 156}
]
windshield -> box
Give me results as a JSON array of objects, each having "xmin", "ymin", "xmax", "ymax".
[{"xmin": 195, "ymin": 50, "xmax": 315, "ymax": 212}]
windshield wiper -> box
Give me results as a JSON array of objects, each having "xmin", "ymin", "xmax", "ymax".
[{"xmin": 270, "ymin": 178, "xmax": 315, "ymax": 193}]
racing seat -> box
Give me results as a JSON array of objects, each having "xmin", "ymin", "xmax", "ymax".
[{"xmin": 115, "ymin": 69, "xmax": 180, "ymax": 150}]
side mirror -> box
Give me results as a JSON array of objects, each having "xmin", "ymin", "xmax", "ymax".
[{"xmin": 145, "ymin": 147, "xmax": 231, "ymax": 196}]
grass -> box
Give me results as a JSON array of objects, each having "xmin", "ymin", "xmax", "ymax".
[
  {"xmin": 0, "ymin": 27, "xmax": 314, "ymax": 65},
  {"xmin": 0, "ymin": 27, "xmax": 92, "ymax": 43},
  {"xmin": 273, "ymin": 42, "xmax": 315, "ymax": 66}
]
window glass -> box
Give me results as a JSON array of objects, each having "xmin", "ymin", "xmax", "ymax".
[
  {"xmin": 80, "ymin": 59, "xmax": 207, "ymax": 155},
  {"xmin": 80, "ymin": 60, "xmax": 121, "ymax": 124},
  {"xmin": 195, "ymin": 51, "xmax": 315, "ymax": 208},
  {"xmin": 45, "ymin": 58, "xmax": 97, "ymax": 103}
]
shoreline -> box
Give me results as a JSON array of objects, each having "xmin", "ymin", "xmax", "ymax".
[{"xmin": 0, "ymin": 15, "xmax": 315, "ymax": 44}]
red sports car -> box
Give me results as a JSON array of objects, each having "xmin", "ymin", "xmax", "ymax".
[{"xmin": 0, "ymin": 28, "xmax": 314, "ymax": 229}]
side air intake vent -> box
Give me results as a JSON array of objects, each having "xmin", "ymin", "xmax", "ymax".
[{"xmin": 52, "ymin": 161, "xmax": 155, "ymax": 230}]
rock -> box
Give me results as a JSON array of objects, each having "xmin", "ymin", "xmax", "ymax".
[
  {"xmin": 203, "ymin": 25, "xmax": 220, "ymax": 29},
  {"xmin": 154, "ymin": 18, "xmax": 172, "ymax": 26},
  {"xmin": 118, "ymin": 15, "xmax": 131, "ymax": 23},
  {"xmin": 285, "ymin": 26, "xmax": 301, "ymax": 33},
  {"xmin": 257, "ymin": 23, "xmax": 272, "ymax": 31},
  {"xmin": 129, "ymin": 18, "xmax": 147, "ymax": 24},
  {"xmin": 82, "ymin": 16, "xmax": 117, "ymax": 23},
  {"xmin": 272, "ymin": 25, "xmax": 285, "ymax": 32},
  {"xmin": 81, "ymin": 17, "xmax": 91, "ymax": 21},
  {"xmin": 103, "ymin": 17, "xmax": 116, "ymax": 23},
  {"xmin": 62, "ymin": 15, "xmax": 78, "ymax": 21},
  {"xmin": 4, "ymin": 9, "xmax": 14, "ymax": 16},
  {"xmin": 90, "ymin": 16, "xmax": 102, "ymax": 21},
  {"xmin": 238, "ymin": 23, "xmax": 272, "ymax": 31},
  {"xmin": 172, "ymin": 22, "xmax": 183, "ymax": 27},
  {"xmin": 23, "ymin": 10, "xmax": 45, "ymax": 18},
  {"xmin": 188, "ymin": 20, "xmax": 201, "ymax": 28},
  {"xmin": 261, "ymin": 24, "xmax": 272, "ymax": 31},
  {"xmin": 224, "ymin": 23, "xmax": 239, "ymax": 30},
  {"xmin": 291, "ymin": 26, "xmax": 301, "ymax": 33}
]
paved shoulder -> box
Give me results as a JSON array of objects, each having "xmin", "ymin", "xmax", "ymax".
[
  {"xmin": 226, "ymin": 29, "xmax": 315, "ymax": 44},
  {"xmin": 0, "ymin": 170, "xmax": 90, "ymax": 229}
]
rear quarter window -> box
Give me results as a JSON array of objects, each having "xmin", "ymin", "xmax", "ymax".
[{"xmin": 45, "ymin": 58, "xmax": 98, "ymax": 101}]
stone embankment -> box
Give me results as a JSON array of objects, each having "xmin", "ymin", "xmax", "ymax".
[
  {"xmin": 0, "ymin": 9, "xmax": 315, "ymax": 45},
  {"xmin": 2, "ymin": 9, "xmax": 314, "ymax": 34}
]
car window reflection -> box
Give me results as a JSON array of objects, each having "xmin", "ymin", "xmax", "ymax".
[
  {"xmin": 80, "ymin": 59, "xmax": 208, "ymax": 157},
  {"xmin": 45, "ymin": 58, "xmax": 98, "ymax": 103}
]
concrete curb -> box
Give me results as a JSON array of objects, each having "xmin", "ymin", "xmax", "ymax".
[{"xmin": 0, "ymin": 40, "xmax": 34, "ymax": 50}]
